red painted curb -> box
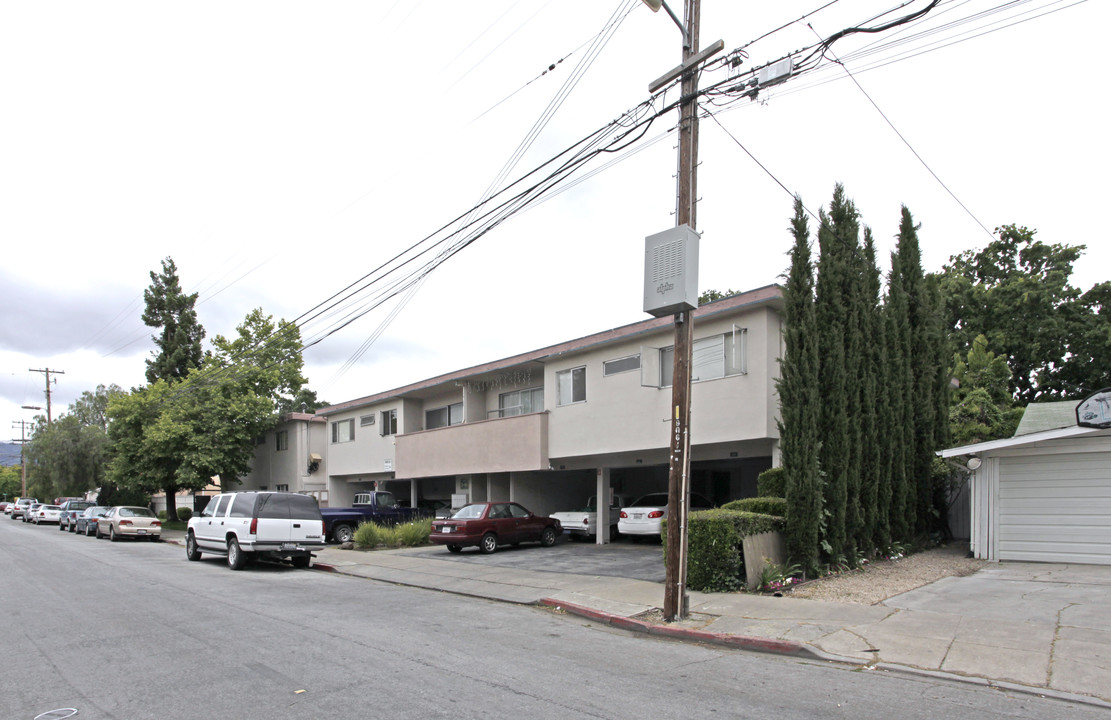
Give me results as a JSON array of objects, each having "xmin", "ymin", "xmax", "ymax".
[{"xmin": 541, "ymin": 598, "xmax": 816, "ymax": 658}]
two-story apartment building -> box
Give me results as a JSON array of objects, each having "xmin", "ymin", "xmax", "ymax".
[{"xmin": 315, "ymin": 286, "xmax": 784, "ymax": 534}]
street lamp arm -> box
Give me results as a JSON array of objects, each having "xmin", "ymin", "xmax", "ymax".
[{"xmin": 640, "ymin": 0, "xmax": 689, "ymax": 48}]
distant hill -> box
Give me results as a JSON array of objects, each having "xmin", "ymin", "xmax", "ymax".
[{"xmin": 1, "ymin": 442, "xmax": 22, "ymax": 467}]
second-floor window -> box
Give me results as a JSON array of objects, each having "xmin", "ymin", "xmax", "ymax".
[
  {"xmin": 660, "ymin": 328, "xmax": 747, "ymax": 386},
  {"xmin": 276, "ymin": 430, "xmax": 288, "ymax": 451},
  {"xmin": 426, "ymin": 402, "xmax": 463, "ymax": 429},
  {"xmin": 557, "ymin": 367, "xmax": 586, "ymax": 406},
  {"xmin": 331, "ymin": 419, "xmax": 354, "ymax": 443},
  {"xmin": 380, "ymin": 409, "xmax": 398, "ymax": 436},
  {"xmin": 499, "ymin": 387, "xmax": 544, "ymax": 417}
]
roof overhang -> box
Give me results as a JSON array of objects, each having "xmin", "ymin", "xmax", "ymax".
[{"xmin": 937, "ymin": 425, "xmax": 1107, "ymax": 458}]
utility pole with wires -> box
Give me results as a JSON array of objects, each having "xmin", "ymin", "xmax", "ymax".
[
  {"xmin": 12, "ymin": 419, "xmax": 34, "ymax": 496},
  {"xmin": 641, "ymin": 0, "xmax": 721, "ymax": 622},
  {"xmin": 29, "ymin": 367, "xmax": 64, "ymax": 424}
]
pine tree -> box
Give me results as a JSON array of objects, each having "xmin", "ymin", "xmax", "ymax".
[
  {"xmin": 858, "ymin": 228, "xmax": 882, "ymax": 552},
  {"xmin": 142, "ymin": 257, "xmax": 205, "ymax": 385},
  {"xmin": 778, "ymin": 196, "xmax": 822, "ymax": 573}
]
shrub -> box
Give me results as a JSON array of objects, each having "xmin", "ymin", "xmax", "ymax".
[
  {"xmin": 353, "ymin": 522, "xmax": 381, "ymax": 548},
  {"xmin": 157, "ymin": 511, "xmax": 167, "ymax": 521},
  {"xmin": 756, "ymin": 466, "xmax": 786, "ymax": 497},
  {"xmin": 721, "ymin": 497, "xmax": 787, "ymax": 517},
  {"xmin": 176, "ymin": 508, "xmax": 193, "ymax": 522},
  {"xmin": 664, "ymin": 509, "xmax": 786, "ymax": 592},
  {"xmin": 395, "ymin": 519, "xmax": 432, "ymax": 547}
]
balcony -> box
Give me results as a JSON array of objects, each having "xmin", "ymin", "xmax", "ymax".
[{"xmin": 394, "ymin": 412, "xmax": 549, "ymax": 478}]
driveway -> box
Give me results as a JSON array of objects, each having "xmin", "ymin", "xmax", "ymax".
[{"xmin": 409, "ymin": 537, "xmax": 666, "ymax": 582}]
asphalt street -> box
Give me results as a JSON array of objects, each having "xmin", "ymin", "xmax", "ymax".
[{"xmin": 3, "ymin": 518, "xmax": 1107, "ymax": 720}]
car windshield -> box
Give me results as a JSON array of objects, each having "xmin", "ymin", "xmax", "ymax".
[{"xmin": 452, "ymin": 504, "xmax": 486, "ymax": 519}]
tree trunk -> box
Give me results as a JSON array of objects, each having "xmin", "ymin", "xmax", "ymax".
[{"xmin": 164, "ymin": 484, "xmax": 178, "ymax": 522}]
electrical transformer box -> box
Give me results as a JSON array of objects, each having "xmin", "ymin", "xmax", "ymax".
[{"xmin": 643, "ymin": 224, "xmax": 699, "ymax": 318}]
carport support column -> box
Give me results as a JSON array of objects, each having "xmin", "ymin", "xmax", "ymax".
[{"xmin": 595, "ymin": 467, "xmax": 612, "ymax": 545}]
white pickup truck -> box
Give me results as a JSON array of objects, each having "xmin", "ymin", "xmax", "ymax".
[{"xmin": 551, "ymin": 495, "xmax": 628, "ymax": 541}]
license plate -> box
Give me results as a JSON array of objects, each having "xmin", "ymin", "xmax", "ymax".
[
  {"xmin": 137, "ymin": 529, "xmax": 147, "ymax": 534},
  {"xmin": 281, "ymin": 543, "xmax": 297, "ymax": 550},
  {"xmin": 441, "ymin": 527, "xmax": 453, "ymax": 533},
  {"xmin": 633, "ymin": 513, "xmax": 644, "ymax": 519}
]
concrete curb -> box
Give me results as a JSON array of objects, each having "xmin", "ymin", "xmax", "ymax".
[{"xmin": 540, "ymin": 598, "xmax": 824, "ymax": 660}]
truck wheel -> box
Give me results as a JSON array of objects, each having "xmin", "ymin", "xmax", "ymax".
[
  {"xmin": 447, "ymin": 544, "xmax": 462, "ymax": 554},
  {"xmin": 540, "ymin": 527, "xmax": 557, "ymax": 547},
  {"xmin": 291, "ymin": 555, "xmax": 311, "ymax": 569},
  {"xmin": 227, "ymin": 537, "xmax": 246, "ymax": 570},
  {"xmin": 185, "ymin": 532, "xmax": 201, "ymax": 561},
  {"xmin": 332, "ymin": 524, "xmax": 354, "ymax": 544},
  {"xmin": 480, "ymin": 533, "xmax": 497, "ymax": 554}
]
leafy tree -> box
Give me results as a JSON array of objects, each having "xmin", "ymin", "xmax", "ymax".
[
  {"xmin": 698, "ymin": 289, "xmax": 742, "ymax": 304},
  {"xmin": 143, "ymin": 256, "xmax": 205, "ymax": 384},
  {"xmin": 948, "ymin": 335, "xmax": 1023, "ymax": 446},
  {"xmin": 937, "ymin": 225, "xmax": 1108, "ymax": 403},
  {"xmin": 24, "ymin": 385, "xmax": 124, "ymax": 501},
  {"xmin": 777, "ymin": 196, "xmax": 822, "ymax": 574},
  {"xmin": 275, "ymin": 387, "xmax": 329, "ymax": 416},
  {"xmin": 1, "ymin": 465, "xmax": 22, "ymax": 501}
]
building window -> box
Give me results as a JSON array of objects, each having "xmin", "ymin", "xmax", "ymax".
[
  {"xmin": 426, "ymin": 402, "xmax": 463, "ymax": 430},
  {"xmin": 604, "ymin": 354, "xmax": 641, "ymax": 376},
  {"xmin": 331, "ymin": 419, "xmax": 354, "ymax": 444},
  {"xmin": 499, "ymin": 387, "xmax": 543, "ymax": 418},
  {"xmin": 660, "ymin": 329, "xmax": 747, "ymax": 387},
  {"xmin": 276, "ymin": 431, "xmax": 288, "ymax": 452},
  {"xmin": 557, "ymin": 367, "xmax": 586, "ymax": 406},
  {"xmin": 380, "ymin": 409, "xmax": 398, "ymax": 436},
  {"xmin": 360, "ymin": 414, "xmax": 375, "ymax": 427},
  {"xmin": 276, "ymin": 484, "xmax": 289, "ymax": 492}
]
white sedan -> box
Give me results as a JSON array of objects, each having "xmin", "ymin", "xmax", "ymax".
[
  {"xmin": 97, "ymin": 506, "xmax": 162, "ymax": 541},
  {"xmin": 617, "ymin": 492, "xmax": 714, "ymax": 540},
  {"xmin": 31, "ymin": 505, "xmax": 63, "ymax": 525}
]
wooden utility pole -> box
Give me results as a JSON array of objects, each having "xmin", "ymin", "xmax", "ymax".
[
  {"xmin": 12, "ymin": 419, "xmax": 33, "ymax": 496},
  {"xmin": 29, "ymin": 367, "xmax": 64, "ymax": 424},
  {"xmin": 663, "ymin": 0, "xmax": 701, "ymax": 622}
]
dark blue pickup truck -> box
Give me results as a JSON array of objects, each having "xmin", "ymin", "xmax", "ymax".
[{"xmin": 321, "ymin": 491, "xmax": 431, "ymax": 543}]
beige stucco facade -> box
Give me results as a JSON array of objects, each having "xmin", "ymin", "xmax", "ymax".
[{"xmin": 313, "ymin": 286, "xmax": 785, "ymax": 523}]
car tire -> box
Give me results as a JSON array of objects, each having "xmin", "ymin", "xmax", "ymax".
[
  {"xmin": 85, "ymin": 524, "xmax": 93, "ymax": 537},
  {"xmin": 447, "ymin": 544, "xmax": 462, "ymax": 553},
  {"xmin": 332, "ymin": 524, "xmax": 354, "ymax": 544},
  {"xmin": 185, "ymin": 533, "xmax": 201, "ymax": 561},
  {"xmin": 479, "ymin": 533, "xmax": 497, "ymax": 554},
  {"xmin": 59, "ymin": 522, "xmax": 65, "ymax": 531},
  {"xmin": 227, "ymin": 537, "xmax": 246, "ymax": 570},
  {"xmin": 540, "ymin": 527, "xmax": 557, "ymax": 547},
  {"xmin": 109, "ymin": 526, "xmax": 119, "ymax": 542},
  {"xmin": 69, "ymin": 523, "xmax": 77, "ymax": 533},
  {"xmin": 95, "ymin": 525, "xmax": 103, "ymax": 539}
]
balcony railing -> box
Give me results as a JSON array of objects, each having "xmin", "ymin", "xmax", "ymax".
[{"xmin": 394, "ymin": 412, "xmax": 548, "ymax": 478}]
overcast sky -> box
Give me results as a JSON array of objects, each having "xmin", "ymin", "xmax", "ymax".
[{"xmin": 2, "ymin": 0, "xmax": 1107, "ymax": 431}]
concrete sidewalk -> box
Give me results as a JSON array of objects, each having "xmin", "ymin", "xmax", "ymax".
[{"xmin": 161, "ymin": 530, "xmax": 1111, "ymax": 706}]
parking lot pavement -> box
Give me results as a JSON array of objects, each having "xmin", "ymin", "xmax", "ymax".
[{"xmin": 406, "ymin": 538, "xmax": 667, "ymax": 582}]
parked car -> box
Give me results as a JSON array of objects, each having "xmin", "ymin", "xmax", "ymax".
[
  {"xmin": 97, "ymin": 506, "xmax": 162, "ymax": 541},
  {"xmin": 186, "ymin": 491, "xmax": 325, "ymax": 570},
  {"xmin": 0, "ymin": 501, "xmax": 9, "ymax": 513},
  {"xmin": 321, "ymin": 491, "xmax": 431, "ymax": 544},
  {"xmin": 32, "ymin": 504, "xmax": 63, "ymax": 525},
  {"xmin": 617, "ymin": 492, "xmax": 715, "ymax": 540},
  {"xmin": 75, "ymin": 506, "xmax": 111, "ymax": 536},
  {"xmin": 59, "ymin": 500, "xmax": 97, "ymax": 532},
  {"xmin": 10, "ymin": 497, "xmax": 38, "ymax": 520},
  {"xmin": 551, "ymin": 494, "xmax": 629, "ymax": 541},
  {"xmin": 23, "ymin": 502, "xmax": 44, "ymax": 522},
  {"xmin": 430, "ymin": 501, "xmax": 561, "ymax": 554}
]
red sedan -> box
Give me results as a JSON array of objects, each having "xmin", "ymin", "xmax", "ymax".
[{"xmin": 431, "ymin": 502, "xmax": 561, "ymax": 554}]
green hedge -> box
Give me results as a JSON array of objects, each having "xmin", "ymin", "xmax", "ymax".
[
  {"xmin": 664, "ymin": 509, "xmax": 785, "ymax": 592},
  {"xmin": 756, "ymin": 466, "xmax": 786, "ymax": 497},
  {"xmin": 720, "ymin": 497, "xmax": 787, "ymax": 516}
]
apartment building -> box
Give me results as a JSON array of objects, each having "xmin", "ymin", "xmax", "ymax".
[{"xmin": 315, "ymin": 285, "xmax": 785, "ymax": 528}]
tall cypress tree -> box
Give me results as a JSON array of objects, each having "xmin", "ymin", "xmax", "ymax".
[
  {"xmin": 778, "ymin": 196, "xmax": 822, "ymax": 574},
  {"xmin": 858, "ymin": 227, "xmax": 882, "ymax": 552},
  {"xmin": 886, "ymin": 255, "xmax": 913, "ymax": 541},
  {"xmin": 814, "ymin": 186, "xmax": 854, "ymax": 560}
]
